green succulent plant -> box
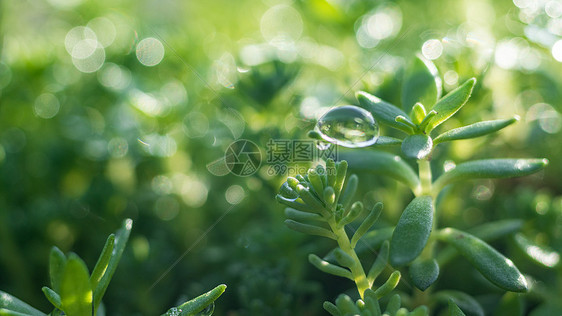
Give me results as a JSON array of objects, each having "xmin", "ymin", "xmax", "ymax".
[
  {"xmin": 277, "ymin": 55, "xmax": 550, "ymax": 314},
  {"xmin": 0, "ymin": 219, "xmax": 226, "ymax": 316}
]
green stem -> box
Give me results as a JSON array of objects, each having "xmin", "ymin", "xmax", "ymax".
[
  {"xmin": 328, "ymin": 218, "xmax": 370, "ymax": 299},
  {"xmin": 417, "ymin": 159, "xmax": 432, "ymax": 196}
]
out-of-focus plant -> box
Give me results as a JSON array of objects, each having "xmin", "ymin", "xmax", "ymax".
[
  {"xmin": 0, "ymin": 219, "xmax": 226, "ymax": 316},
  {"xmin": 277, "ymin": 55, "xmax": 551, "ymax": 314}
]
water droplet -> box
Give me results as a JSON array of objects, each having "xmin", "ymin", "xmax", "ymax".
[{"xmin": 315, "ymin": 105, "xmax": 379, "ymax": 148}]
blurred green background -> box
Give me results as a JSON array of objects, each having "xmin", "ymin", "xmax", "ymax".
[{"xmin": 0, "ymin": 0, "xmax": 561, "ymax": 315}]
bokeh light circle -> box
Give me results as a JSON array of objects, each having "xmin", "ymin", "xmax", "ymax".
[
  {"xmin": 136, "ymin": 37, "xmax": 165, "ymax": 67},
  {"xmin": 34, "ymin": 93, "xmax": 60, "ymax": 119}
]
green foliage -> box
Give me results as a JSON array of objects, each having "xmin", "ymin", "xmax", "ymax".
[
  {"xmin": 0, "ymin": 220, "xmax": 226, "ymax": 316},
  {"xmin": 280, "ymin": 54, "xmax": 553, "ymax": 314},
  {"xmin": 389, "ymin": 196, "xmax": 434, "ymax": 266}
]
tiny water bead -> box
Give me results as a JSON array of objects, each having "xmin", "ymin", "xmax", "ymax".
[{"xmin": 315, "ymin": 105, "xmax": 379, "ymax": 148}]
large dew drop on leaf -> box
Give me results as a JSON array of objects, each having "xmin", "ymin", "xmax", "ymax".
[{"xmin": 316, "ymin": 105, "xmax": 380, "ymax": 148}]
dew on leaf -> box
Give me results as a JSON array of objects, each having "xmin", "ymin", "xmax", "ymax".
[{"xmin": 315, "ymin": 105, "xmax": 379, "ymax": 148}]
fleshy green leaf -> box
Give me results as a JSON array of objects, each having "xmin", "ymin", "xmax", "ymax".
[
  {"xmin": 41, "ymin": 287, "xmax": 62, "ymax": 310},
  {"xmin": 383, "ymin": 294, "xmax": 401, "ymax": 315},
  {"xmin": 390, "ymin": 196, "xmax": 434, "ymax": 266},
  {"xmin": 425, "ymin": 78, "xmax": 476, "ymax": 132},
  {"xmin": 323, "ymin": 301, "xmax": 341, "ymax": 316},
  {"xmin": 0, "ymin": 291, "xmax": 46, "ymax": 316},
  {"xmin": 434, "ymin": 117, "xmax": 519, "ymax": 144},
  {"xmin": 401, "ymin": 134, "xmax": 433, "ymax": 160},
  {"xmin": 356, "ymin": 91, "xmax": 414, "ymax": 133},
  {"xmin": 436, "ymin": 291, "xmax": 483, "ymax": 316},
  {"xmin": 433, "ymin": 158, "xmax": 548, "ymax": 193},
  {"xmin": 93, "ymin": 219, "xmax": 133, "ymax": 313},
  {"xmin": 339, "ymin": 174, "xmax": 358, "ymax": 209},
  {"xmin": 333, "ymin": 249, "xmax": 355, "ymax": 268},
  {"xmin": 284, "ymin": 208, "xmax": 324, "ymax": 222},
  {"xmin": 161, "ymin": 284, "xmax": 227, "ymax": 316},
  {"xmin": 411, "ymin": 103, "xmax": 427, "ymax": 125},
  {"xmin": 285, "ymin": 220, "xmax": 336, "ymax": 239},
  {"xmin": 402, "ymin": 56, "xmax": 441, "ymax": 113},
  {"xmin": 351, "ymin": 202, "xmax": 383, "ymax": 248},
  {"xmin": 90, "ymin": 234, "xmax": 115, "ymax": 291},
  {"xmin": 374, "ymin": 271, "xmax": 400, "ymax": 299},
  {"xmin": 513, "ymin": 233, "xmax": 560, "ymax": 268},
  {"xmin": 61, "ymin": 254, "xmax": 93, "ymax": 316},
  {"xmin": 338, "ymin": 150, "xmax": 420, "ymax": 193},
  {"xmin": 409, "ymin": 258, "xmax": 439, "ymax": 291},
  {"xmin": 371, "ymin": 136, "xmax": 402, "ymax": 147},
  {"xmin": 49, "ymin": 247, "xmax": 67, "ymax": 293},
  {"xmin": 335, "ymin": 295, "xmax": 360, "ymax": 314},
  {"xmin": 437, "ymin": 228, "xmax": 528, "ymax": 292},
  {"xmin": 448, "ymin": 299, "xmax": 467, "ymax": 316},
  {"xmin": 309, "ymin": 254, "xmax": 353, "ymax": 280},
  {"xmin": 437, "ymin": 219, "xmax": 523, "ymax": 266}
]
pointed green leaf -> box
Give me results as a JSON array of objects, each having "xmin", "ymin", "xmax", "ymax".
[
  {"xmin": 409, "ymin": 258, "xmax": 439, "ymax": 291},
  {"xmin": 448, "ymin": 299, "xmax": 467, "ymax": 316},
  {"xmin": 309, "ymin": 254, "xmax": 353, "ymax": 280},
  {"xmin": 425, "ymin": 78, "xmax": 476, "ymax": 132},
  {"xmin": 437, "ymin": 228, "xmax": 528, "ymax": 292},
  {"xmin": 338, "ymin": 150, "xmax": 420, "ymax": 193},
  {"xmin": 49, "ymin": 247, "xmax": 66, "ymax": 293},
  {"xmin": 374, "ymin": 271, "xmax": 400, "ymax": 298},
  {"xmin": 390, "ymin": 196, "xmax": 434, "ymax": 266},
  {"xmin": 434, "ymin": 117, "xmax": 519, "ymax": 144},
  {"xmin": 161, "ymin": 284, "xmax": 226, "ymax": 316},
  {"xmin": 276, "ymin": 195, "xmax": 317, "ymax": 213},
  {"xmin": 436, "ymin": 291, "xmax": 483, "ymax": 316},
  {"xmin": 401, "ymin": 134, "xmax": 433, "ymax": 160},
  {"xmin": 356, "ymin": 91, "xmax": 414, "ymax": 133},
  {"xmin": 351, "ymin": 202, "xmax": 383, "ymax": 248},
  {"xmin": 339, "ymin": 174, "xmax": 358, "ymax": 209},
  {"xmin": 93, "ymin": 219, "xmax": 132, "ymax": 313},
  {"xmin": 339, "ymin": 201, "xmax": 364, "ymax": 227},
  {"xmin": 61, "ymin": 254, "xmax": 93, "ymax": 316},
  {"xmin": 411, "ymin": 103, "xmax": 427, "ymax": 125},
  {"xmin": 513, "ymin": 233, "xmax": 560, "ymax": 268},
  {"xmin": 0, "ymin": 291, "xmax": 45, "ymax": 316},
  {"xmin": 41, "ymin": 287, "xmax": 62, "ymax": 310},
  {"xmin": 402, "ymin": 56, "xmax": 441, "ymax": 113},
  {"xmin": 90, "ymin": 234, "xmax": 115, "ymax": 291},
  {"xmin": 285, "ymin": 220, "xmax": 336, "ymax": 239},
  {"xmin": 433, "ymin": 158, "xmax": 548, "ymax": 193},
  {"xmin": 284, "ymin": 208, "xmax": 324, "ymax": 222}
]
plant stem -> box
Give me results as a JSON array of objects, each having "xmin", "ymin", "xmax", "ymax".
[
  {"xmin": 418, "ymin": 159, "xmax": 432, "ymax": 196},
  {"xmin": 328, "ymin": 218, "xmax": 370, "ymax": 299}
]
